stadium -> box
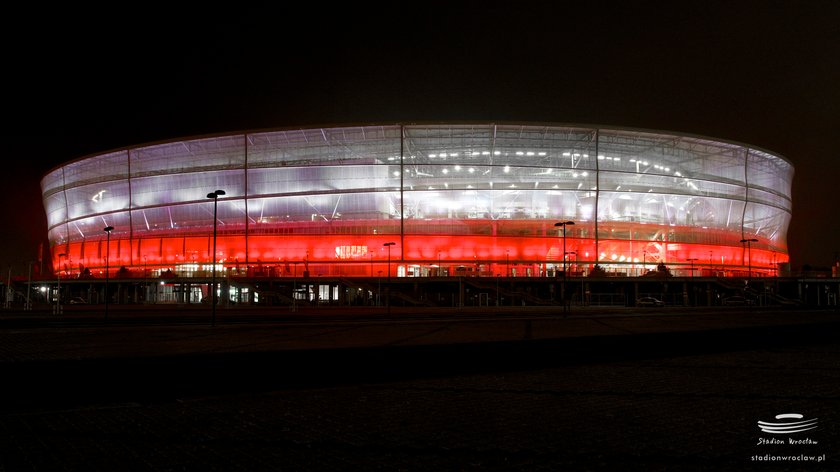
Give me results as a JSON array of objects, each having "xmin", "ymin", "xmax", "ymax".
[{"xmin": 41, "ymin": 123, "xmax": 793, "ymax": 304}]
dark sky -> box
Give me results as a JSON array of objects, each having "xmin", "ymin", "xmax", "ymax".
[{"xmin": 2, "ymin": 1, "xmax": 839, "ymax": 273}]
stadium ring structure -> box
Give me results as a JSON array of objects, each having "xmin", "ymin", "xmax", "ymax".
[{"xmin": 42, "ymin": 123, "xmax": 793, "ymax": 287}]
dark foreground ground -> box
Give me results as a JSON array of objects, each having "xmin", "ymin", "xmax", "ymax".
[{"xmin": 0, "ymin": 307, "xmax": 838, "ymax": 471}]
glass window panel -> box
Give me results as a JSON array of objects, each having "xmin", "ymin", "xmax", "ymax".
[
  {"xmin": 131, "ymin": 135, "xmax": 246, "ymax": 175},
  {"xmin": 131, "ymin": 169, "xmax": 245, "ymax": 208}
]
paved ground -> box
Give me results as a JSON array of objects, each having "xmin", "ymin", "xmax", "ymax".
[{"xmin": 0, "ymin": 307, "xmax": 838, "ymax": 471}]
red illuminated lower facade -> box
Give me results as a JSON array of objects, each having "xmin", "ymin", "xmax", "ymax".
[{"xmin": 53, "ymin": 219, "xmax": 785, "ymax": 279}]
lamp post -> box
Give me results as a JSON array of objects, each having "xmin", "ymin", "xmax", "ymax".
[
  {"xmin": 383, "ymin": 242, "xmax": 395, "ymax": 280},
  {"xmin": 54, "ymin": 254, "xmax": 65, "ymax": 314},
  {"xmin": 25, "ymin": 261, "xmax": 34, "ymax": 311},
  {"xmin": 207, "ymin": 190, "xmax": 226, "ymax": 326},
  {"xmin": 103, "ymin": 226, "xmax": 113, "ymax": 322},
  {"xmin": 554, "ymin": 221, "xmax": 575, "ymax": 315},
  {"xmin": 686, "ymin": 258, "xmax": 698, "ymax": 277},
  {"xmin": 740, "ymin": 238, "xmax": 759, "ymax": 282},
  {"xmin": 383, "ymin": 242, "xmax": 395, "ymax": 313}
]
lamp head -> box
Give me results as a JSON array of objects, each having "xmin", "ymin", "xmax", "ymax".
[{"xmin": 103, "ymin": 226, "xmax": 114, "ymax": 233}]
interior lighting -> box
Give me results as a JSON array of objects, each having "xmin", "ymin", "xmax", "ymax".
[
  {"xmin": 393, "ymin": 171, "xmax": 400, "ymax": 176},
  {"xmin": 442, "ymin": 168, "xmax": 449, "ymax": 174},
  {"xmin": 482, "ymin": 151, "xmax": 490, "ymax": 155},
  {"xmin": 429, "ymin": 154, "xmax": 437, "ymax": 158},
  {"xmin": 526, "ymin": 151, "xmax": 534, "ymax": 156},
  {"xmin": 538, "ymin": 152, "xmax": 546, "ymax": 156},
  {"xmin": 583, "ymin": 154, "xmax": 588, "ymax": 158},
  {"xmin": 581, "ymin": 171, "xmax": 588, "ymax": 176},
  {"xmin": 494, "ymin": 151, "xmax": 501, "ymax": 156},
  {"xmin": 598, "ymin": 155, "xmax": 605, "ymax": 160},
  {"xmin": 440, "ymin": 153, "xmax": 448, "ymax": 158},
  {"xmin": 573, "ymin": 153, "xmax": 580, "ymax": 157},
  {"xmin": 562, "ymin": 152, "xmax": 571, "ymax": 157},
  {"xmin": 503, "ymin": 165, "xmax": 510, "ymax": 173},
  {"xmin": 516, "ymin": 151, "xmax": 524, "ymax": 156},
  {"xmin": 614, "ymin": 157, "xmax": 620, "ymax": 161},
  {"xmin": 454, "ymin": 165, "xmax": 462, "ymax": 171},
  {"xmin": 450, "ymin": 153, "xmax": 458, "ymax": 157},
  {"xmin": 472, "ymin": 151, "xmax": 481, "ymax": 156},
  {"xmin": 468, "ymin": 168, "xmax": 475, "ymax": 173}
]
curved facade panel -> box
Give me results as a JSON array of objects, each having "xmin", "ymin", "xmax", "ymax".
[{"xmin": 41, "ymin": 123, "xmax": 793, "ymax": 278}]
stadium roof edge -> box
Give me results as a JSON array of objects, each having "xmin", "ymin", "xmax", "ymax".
[{"xmin": 41, "ymin": 121, "xmax": 793, "ymax": 180}]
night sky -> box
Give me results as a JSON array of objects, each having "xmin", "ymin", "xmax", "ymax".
[{"xmin": 2, "ymin": 2, "xmax": 839, "ymax": 274}]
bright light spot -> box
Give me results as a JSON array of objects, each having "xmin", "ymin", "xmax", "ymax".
[
  {"xmin": 581, "ymin": 171, "xmax": 588, "ymax": 177},
  {"xmin": 598, "ymin": 155, "xmax": 605, "ymax": 160},
  {"xmin": 472, "ymin": 151, "xmax": 481, "ymax": 156},
  {"xmin": 450, "ymin": 153, "xmax": 458, "ymax": 157},
  {"xmin": 573, "ymin": 153, "xmax": 580, "ymax": 157},
  {"xmin": 562, "ymin": 152, "xmax": 571, "ymax": 157},
  {"xmin": 503, "ymin": 165, "xmax": 510, "ymax": 173},
  {"xmin": 393, "ymin": 171, "xmax": 400, "ymax": 176},
  {"xmin": 429, "ymin": 154, "xmax": 437, "ymax": 158},
  {"xmin": 91, "ymin": 190, "xmax": 107, "ymax": 202},
  {"xmin": 482, "ymin": 151, "xmax": 490, "ymax": 155},
  {"xmin": 440, "ymin": 153, "xmax": 448, "ymax": 158},
  {"xmin": 538, "ymin": 152, "xmax": 546, "ymax": 156},
  {"xmin": 614, "ymin": 157, "xmax": 620, "ymax": 161},
  {"xmin": 468, "ymin": 168, "xmax": 475, "ymax": 173},
  {"xmin": 516, "ymin": 151, "xmax": 524, "ymax": 156},
  {"xmin": 582, "ymin": 154, "xmax": 589, "ymax": 158},
  {"xmin": 526, "ymin": 151, "xmax": 534, "ymax": 156},
  {"xmin": 494, "ymin": 151, "xmax": 501, "ymax": 156},
  {"xmin": 454, "ymin": 165, "xmax": 462, "ymax": 171},
  {"xmin": 442, "ymin": 168, "xmax": 449, "ymax": 174}
]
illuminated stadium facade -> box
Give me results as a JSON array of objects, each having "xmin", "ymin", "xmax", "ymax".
[{"xmin": 42, "ymin": 123, "xmax": 793, "ymax": 283}]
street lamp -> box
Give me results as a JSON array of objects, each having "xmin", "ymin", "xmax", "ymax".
[
  {"xmin": 686, "ymin": 258, "xmax": 698, "ymax": 277},
  {"xmin": 555, "ymin": 221, "xmax": 575, "ymax": 315},
  {"xmin": 207, "ymin": 190, "xmax": 226, "ymax": 326},
  {"xmin": 103, "ymin": 226, "xmax": 114, "ymax": 322},
  {"xmin": 383, "ymin": 242, "xmax": 395, "ymax": 313},
  {"xmin": 383, "ymin": 242, "xmax": 395, "ymax": 280},
  {"xmin": 740, "ymin": 238, "xmax": 759, "ymax": 281},
  {"xmin": 55, "ymin": 253, "xmax": 66, "ymax": 314}
]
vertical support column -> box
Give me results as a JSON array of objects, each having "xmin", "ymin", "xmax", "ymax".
[
  {"xmin": 593, "ymin": 129, "xmax": 600, "ymax": 263},
  {"xmin": 399, "ymin": 124, "xmax": 405, "ymax": 262},
  {"xmin": 244, "ymin": 133, "xmax": 250, "ymax": 269}
]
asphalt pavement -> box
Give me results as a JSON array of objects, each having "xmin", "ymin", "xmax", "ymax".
[{"xmin": 1, "ymin": 306, "xmax": 838, "ymax": 471}]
